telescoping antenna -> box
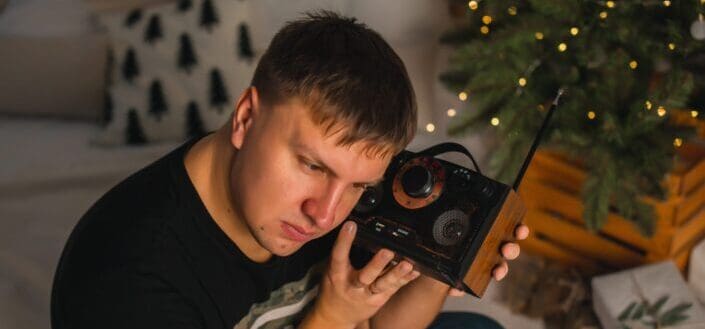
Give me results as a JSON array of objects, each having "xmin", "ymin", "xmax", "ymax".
[{"xmin": 512, "ymin": 89, "xmax": 564, "ymax": 191}]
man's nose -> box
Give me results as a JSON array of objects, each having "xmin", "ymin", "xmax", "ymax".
[{"xmin": 302, "ymin": 183, "xmax": 345, "ymax": 230}]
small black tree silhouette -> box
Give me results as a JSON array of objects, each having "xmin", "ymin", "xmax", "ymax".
[
  {"xmin": 186, "ymin": 101, "xmax": 206, "ymax": 138},
  {"xmin": 103, "ymin": 91, "xmax": 113, "ymax": 126},
  {"xmin": 199, "ymin": 0, "xmax": 219, "ymax": 32},
  {"xmin": 124, "ymin": 9, "xmax": 142, "ymax": 27},
  {"xmin": 178, "ymin": 33, "xmax": 198, "ymax": 73},
  {"xmin": 144, "ymin": 14, "xmax": 164, "ymax": 44},
  {"xmin": 122, "ymin": 47, "xmax": 140, "ymax": 83},
  {"xmin": 149, "ymin": 80, "xmax": 168, "ymax": 120},
  {"xmin": 209, "ymin": 68, "xmax": 229, "ymax": 112},
  {"xmin": 177, "ymin": 0, "xmax": 192, "ymax": 12},
  {"xmin": 238, "ymin": 23, "xmax": 254, "ymax": 60},
  {"xmin": 126, "ymin": 109, "xmax": 147, "ymax": 145}
]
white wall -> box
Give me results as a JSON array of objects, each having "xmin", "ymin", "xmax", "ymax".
[{"xmin": 0, "ymin": 0, "xmax": 93, "ymax": 36}]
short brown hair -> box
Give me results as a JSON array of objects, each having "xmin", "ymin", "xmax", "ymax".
[{"xmin": 251, "ymin": 11, "xmax": 417, "ymax": 156}]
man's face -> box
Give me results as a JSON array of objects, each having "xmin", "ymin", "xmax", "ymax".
[{"xmin": 229, "ymin": 93, "xmax": 393, "ymax": 257}]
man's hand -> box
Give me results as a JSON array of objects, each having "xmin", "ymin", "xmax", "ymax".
[
  {"xmin": 447, "ymin": 223, "xmax": 530, "ymax": 297},
  {"xmin": 303, "ymin": 221, "xmax": 419, "ymax": 329}
]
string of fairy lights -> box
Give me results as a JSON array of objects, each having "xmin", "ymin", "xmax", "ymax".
[{"xmin": 425, "ymin": 0, "xmax": 705, "ymax": 149}]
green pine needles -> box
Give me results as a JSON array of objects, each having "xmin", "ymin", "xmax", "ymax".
[{"xmin": 441, "ymin": 0, "xmax": 705, "ymax": 234}]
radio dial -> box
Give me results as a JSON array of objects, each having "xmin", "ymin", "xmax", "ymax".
[{"xmin": 401, "ymin": 165, "xmax": 433, "ymax": 198}]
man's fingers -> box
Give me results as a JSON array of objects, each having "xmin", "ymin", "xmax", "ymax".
[
  {"xmin": 515, "ymin": 224, "xmax": 529, "ymax": 240},
  {"xmin": 448, "ymin": 288, "xmax": 465, "ymax": 297},
  {"xmin": 357, "ymin": 249, "xmax": 395, "ymax": 286},
  {"xmin": 369, "ymin": 261, "xmax": 414, "ymax": 293},
  {"xmin": 500, "ymin": 242, "xmax": 520, "ymax": 260},
  {"xmin": 492, "ymin": 260, "xmax": 509, "ymax": 281},
  {"xmin": 330, "ymin": 221, "xmax": 356, "ymax": 274}
]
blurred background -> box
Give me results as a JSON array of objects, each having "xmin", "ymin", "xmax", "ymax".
[{"xmin": 1, "ymin": 1, "xmax": 704, "ymax": 328}]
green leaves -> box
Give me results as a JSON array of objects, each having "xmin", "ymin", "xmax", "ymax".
[{"xmin": 617, "ymin": 295, "xmax": 693, "ymax": 329}]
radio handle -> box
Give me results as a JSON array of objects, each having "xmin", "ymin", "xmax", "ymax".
[{"xmin": 418, "ymin": 142, "xmax": 482, "ymax": 174}]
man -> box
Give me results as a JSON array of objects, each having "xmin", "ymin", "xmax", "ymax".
[{"xmin": 52, "ymin": 11, "xmax": 528, "ymax": 329}]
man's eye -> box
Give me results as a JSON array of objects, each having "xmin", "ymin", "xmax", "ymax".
[{"xmin": 302, "ymin": 160, "xmax": 322, "ymax": 172}]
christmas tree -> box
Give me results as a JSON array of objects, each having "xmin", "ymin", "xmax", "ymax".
[
  {"xmin": 124, "ymin": 8, "xmax": 142, "ymax": 27},
  {"xmin": 126, "ymin": 109, "xmax": 147, "ymax": 145},
  {"xmin": 149, "ymin": 80, "xmax": 168, "ymax": 120},
  {"xmin": 145, "ymin": 14, "xmax": 164, "ymax": 44},
  {"xmin": 178, "ymin": 33, "xmax": 198, "ymax": 73},
  {"xmin": 209, "ymin": 68, "xmax": 229, "ymax": 112},
  {"xmin": 186, "ymin": 101, "xmax": 206, "ymax": 138},
  {"xmin": 177, "ymin": 0, "xmax": 192, "ymax": 12},
  {"xmin": 200, "ymin": 0, "xmax": 219, "ymax": 32},
  {"xmin": 238, "ymin": 23, "xmax": 254, "ymax": 60},
  {"xmin": 122, "ymin": 47, "xmax": 140, "ymax": 83},
  {"xmin": 440, "ymin": 0, "xmax": 705, "ymax": 234}
]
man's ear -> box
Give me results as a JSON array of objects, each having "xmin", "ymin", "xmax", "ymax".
[{"xmin": 231, "ymin": 86, "xmax": 261, "ymax": 150}]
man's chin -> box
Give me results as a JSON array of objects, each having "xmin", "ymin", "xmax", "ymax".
[{"xmin": 266, "ymin": 238, "xmax": 305, "ymax": 257}]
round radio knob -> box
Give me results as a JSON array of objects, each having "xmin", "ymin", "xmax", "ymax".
[
  {"xmin": 401, "ymin": 165, "xmax": 433, "ymax": 198},
  {"xmin": 354, "ymin": 185, "xmax": 383, "ymax": 213}
]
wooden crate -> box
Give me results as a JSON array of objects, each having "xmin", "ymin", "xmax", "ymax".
[{"xmin": 518, "ymin": 147, "xmax": 705, "ymax": 275}]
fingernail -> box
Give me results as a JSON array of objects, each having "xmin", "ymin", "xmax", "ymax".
[
  {"xmin": 401, "ymin": 262, "xmax": 412, "ymax": 272},
  {"xmin": 381, "ymin": 249, "xmax": 393, "ymax": 260},
  {"xmin": 346, "ymin": 221, "xmax": 356, "ymax": 233}
]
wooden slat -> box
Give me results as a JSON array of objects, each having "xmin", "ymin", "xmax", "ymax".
[
  {"xmin": 520, "ymin": 235, "xmax": 605, "ymax": 274},
  {"xmin": 520, "ymin": 180, "xmax": 659, "ymax": 252},
  {"xmin": 676, "ymin": 180, "xmax": 705, "ymax": 225},
  {"xmin": 524, "ymin": 152, "xmax": 584, "ymax": 192},
  {"xmin": 671, "ymin": 208, "xmax": 705, "ymax": 256},
  {"xmin": 526, "ymin": 210, "xmax": 644, "ymax": 269},
  {"xmin": 681, "ymin": 156, "xmax": 705, "ymax": 195}
]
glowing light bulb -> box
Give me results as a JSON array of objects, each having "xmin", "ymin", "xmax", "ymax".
[
  {"xmin": 518, "ymin": 77, "xmax": 527, "ymax": 86},
  {"xmin": 606, "ymin": 1, "xmax": 615, "ymax": 8},
  {"xmin": 663, "ymin": 0, "xmax": 671, "ymax": 7},
  {"xmin": 629, "ymin": 60, "xmax": 638, "ymax": 69},
  {"xmin": 426, "ymin": 123, "xmax": 436, "ymax": 133},
  {"xmin": 468, "ymin": 1, "xmax": 479, "ymax": 10},
  {"xmin": 668, "ymin": 43, "xmax": 676, "ymax": 50},
  {"xmin": 657, "ymin": 106, "xmax": 667, "ymax": 117},
  {"xmin": 600, "ymin": 11, "xmax": 608, "ymax": 19},
  {"xmin": 491, "ymin": 117, "xmax": 500, "ymax": 126},
  {"xmin": 458, "ymin": 92, "xmax": 468, "ymax": 101},
  {"xmin": 508, "ymin": 6, "xmax": 517, "ymax": 15},
  {"xmin": 447, "ymin": 108, "xmax": 457, "ymax": 117},
  {"xmin": 480, "ymin": 25, "xmax": 490, "ymax": 34},
  {"xmin": 535, "ymin": 32, "xmax": 544, "ymax": 40},
  {"xmin": 587, "ymin": 111, "xmax": 596, "ymax": 120},
  {"xmin": 570, "ymin": 27, "xmax": 579, "ymax": 36},
  {"xmin": 482, "ymin": 15, "xmax": 492, "ymax": 25},
  {"xmin": 557, "ymin": 43, "xmax": 567, "ymax": 52},
  {"xmin": 674, "ymin": 138, "xmax": 683, "ymax": 148},
  {"xmin": 691, "ymin": 110, "xmax": 699, "ymax": 118},
  {"xmin": 645, "ymin": 100, "xmax": 652, "ymax": 110}
]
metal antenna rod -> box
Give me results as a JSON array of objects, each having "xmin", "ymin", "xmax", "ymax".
[{"xmin": 512, "ymin": 88, "xmax": 564, "ymax": 191}]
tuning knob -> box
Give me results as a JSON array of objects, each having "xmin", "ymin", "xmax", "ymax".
[{"xmin": 401, "ymin": 165, "xmax": 433, "ymax": 198}]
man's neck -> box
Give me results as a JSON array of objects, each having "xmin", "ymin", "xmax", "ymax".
[{"xmin": 183, "ymin": 128, "xmax": 273, "ymax": 263}]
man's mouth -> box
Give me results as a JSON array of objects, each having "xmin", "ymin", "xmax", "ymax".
[{"xmin": 281, "ymin": 222, "xmax": 314, "ymax": 242}]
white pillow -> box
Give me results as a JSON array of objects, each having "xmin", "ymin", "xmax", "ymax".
[{"xmin": 94, "ymin": 0, "xmax": 256, "ymax": 146}]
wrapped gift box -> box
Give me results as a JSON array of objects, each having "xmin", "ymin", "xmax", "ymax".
[
  {"xmin": 592, "ymin": 261, "xmax": 705, "ymax": 329},
  {"xmin": 689, "ymin": 238, "xmax": 705, "ymax": 305}
]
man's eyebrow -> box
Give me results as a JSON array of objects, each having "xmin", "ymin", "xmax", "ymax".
[{"xmin": 292, "ymin": 142, "xmax": 384, "ymax": 186}]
